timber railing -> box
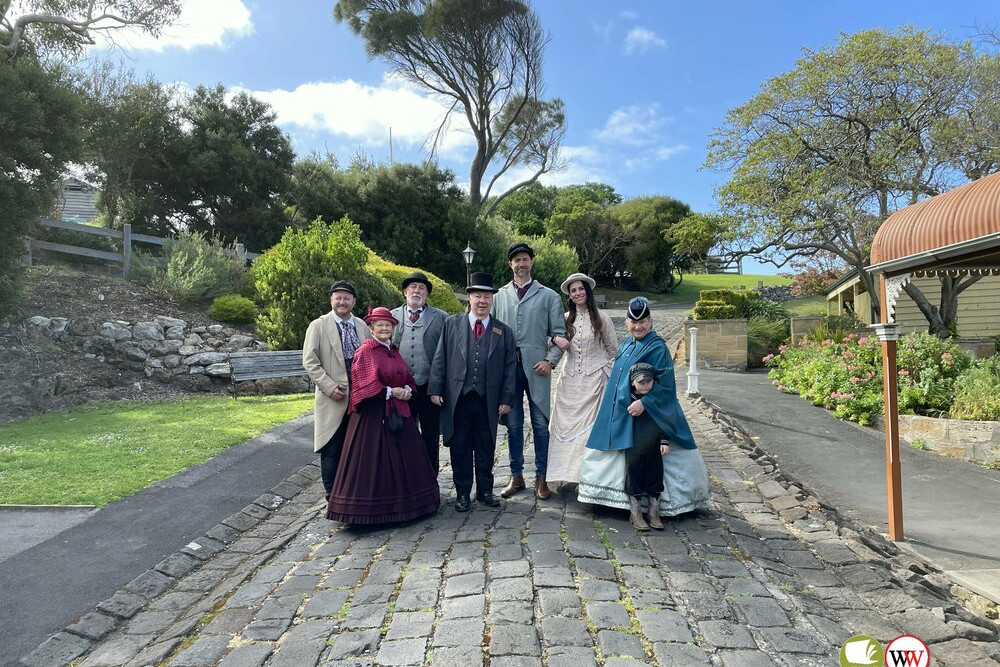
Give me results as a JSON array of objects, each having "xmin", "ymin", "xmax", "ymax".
[{"xmin": 23, "ymin": 218, "xmax": 260, "ymax": 278}]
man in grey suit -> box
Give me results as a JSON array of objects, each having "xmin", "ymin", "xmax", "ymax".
[
  {"xmin": 391, "ymin": 272, "xmax": 447, "ymax": 471},
  {"xmin": 430, "ymin": 273, "xmax": 516, "ymax": 512}
]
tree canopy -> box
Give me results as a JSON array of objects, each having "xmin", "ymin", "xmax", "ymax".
[
  {"xmin": 707, "ymin": 27, "xmax": 1000, "ymax": 336},
  {"xmin": 333, "ymin": 0, "xmax": 565, "ymax": 214}
]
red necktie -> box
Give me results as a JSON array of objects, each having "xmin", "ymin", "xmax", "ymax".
[
  {"xmin": 474, "ymin": 319, "xmax": 484, "ymax": 341},
  {"xmin": 409, "ymin": 309, "xmax": 420, "ymax": 323}
]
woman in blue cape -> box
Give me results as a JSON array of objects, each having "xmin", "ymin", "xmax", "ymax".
[{"xmin": 578, "ymin": 297, "xmax": 710, "ymax": 517}]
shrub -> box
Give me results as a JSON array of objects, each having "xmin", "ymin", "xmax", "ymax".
[
  {"xmin": 249, "ymin": 217, "xmax": 398, "ymax": 350},
  {"xmin": 950, "ymin": 357, "xmax": 1000, "ymax": 420},
  {"xmin": 747, "ymin": 317, "xmax": 790, "ymax": 367},
  {"xmin": 693, "ymin": 301, "xmax": 737, "ymax": 320},
  {"xmin": 163, "ymin": 231, "xmax": 246, "ymax": 303},
  {"xmin": 366, "ymin": 252, "xmax": 464, "ymax": 314},
  {"xmin": 695, "ymin": 288, "xmax": 788, "ymax": 321},
  {"xmin": 782, "ymin": 266, "xmax": 846, "ymax": 297},
  {"xmin": 896, "ymin": 333, "xmax": 971, "ymax": 415},
  {"xmin": 209, "ymin": 295, "xmax": 257, "ymax": 324}
]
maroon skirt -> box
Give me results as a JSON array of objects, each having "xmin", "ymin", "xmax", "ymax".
[{"xmin": 326, "ymin": 397, "xmax": 440, "ymax": 525}]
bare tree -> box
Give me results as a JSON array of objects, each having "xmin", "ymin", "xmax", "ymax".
[{"xmin": 334, "ymin": 0, "xmax": 565, "ymax": 214}]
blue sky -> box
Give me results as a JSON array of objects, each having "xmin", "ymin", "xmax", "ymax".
[{"xmin": 90, "ymin": 0, "xmax": 998, "ymax": 274}]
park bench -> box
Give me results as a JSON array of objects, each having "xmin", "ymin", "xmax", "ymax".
[
  {"xmin": 230, "ymin": 350, "xmax": 309, "ymax": 398},
  {"xmin": 594, "ymin": 293, "xmax": 607, "ymax": 308}
]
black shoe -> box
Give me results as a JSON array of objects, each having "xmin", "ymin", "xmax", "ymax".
[
  {"xmin": 477, "ymin": 493, "xmax": 501, "ymax": 508},
  {"xmin": 455, "ymin": 495, "xmax": 471, "ymax": 512}
]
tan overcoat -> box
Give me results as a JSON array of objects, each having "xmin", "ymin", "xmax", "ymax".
[{"xmin": 302, "ymin": 312, "xmax": 371, "ymax": 452}]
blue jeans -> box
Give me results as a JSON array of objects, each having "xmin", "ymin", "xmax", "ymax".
[{"xmin": 507, "ymin": 363, "xmax": 549, "ymax": 476}]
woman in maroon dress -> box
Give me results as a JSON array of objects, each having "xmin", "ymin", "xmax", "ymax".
[{"xmin": 326, "ymin": 307, "xmax": 440, "ymax": 525}]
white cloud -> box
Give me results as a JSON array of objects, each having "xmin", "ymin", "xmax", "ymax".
[
  {"xmin": 99, "ymin": 0, "xmax": 254, "ymax": 52},
  {"xmin": 654, "ymin": 144, "xmax": 689, "ymax": 161},
  {"xmin": 595, "ymin": 104, "xmax": 672, "ymax": 145},
  {"xmin": 243, "ymin": 76, "xmax": 476, "ymax": 157},
  {"xmin": 624, "ymin": 27, "xmax": 666, "ymax": 55},
  {"xmin": 619, "ymin": 10, "xmax": 639, "ymax": 20}
]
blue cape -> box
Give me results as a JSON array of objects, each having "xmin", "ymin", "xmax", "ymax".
[{"xmin": 585, "ymin": 331, "xmax": 697, "ymax": 451}]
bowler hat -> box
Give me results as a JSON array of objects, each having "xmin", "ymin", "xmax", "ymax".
[
  {"xmin": 401, "ymin": 271, "xmax": 433, "ymax": 294},
  {"xmin": 466, "ymin": 272, "xmax": 498, "ymax": 293},
  {"xmin": 630, "ymin": 362, "xmax": 656, "ymax": 383},
  {"xmin": 560, "ymin": 272, "xmax": 596, "ymax": 295},
  {"xmin": 329, "ymin": 280, "xmax": 357, "ymax": 297},
  {"xmin": 364, "ymin": 306, "xmax": 398, "ymax": 326},
  {"xmin": 507, "ymin": 242, "xmax": 535, "ymax": 260}
]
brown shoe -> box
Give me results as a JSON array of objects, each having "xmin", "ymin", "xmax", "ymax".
[
  {"xmin": 534, "ymin": 476, "xmax": 552, "ymax": 500},
  {"xmin": 629, "ymin": 496, "xmax": 650, "ymax": 531},
  {"xmin": 500, "ymin": 475, "xmax": 526, "ymax": 498},
  {"xmin": 647, "ymin": 495, "xmax": 664, "ymax": 530}
]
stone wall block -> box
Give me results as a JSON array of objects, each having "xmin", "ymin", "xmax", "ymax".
[
  {"xmin": 156, "ymin": 316, "xmax": 187, "ymax": 329},
  {"xmin": 161, "ymin": 354, "xmax": 182, "ymax": 369},
  {"xmin": 133, "ymin": 321, "xmax": 164, "ymax": 341},
  {"xmin": 152, "ymin": 340, "xmax": 183, "ymax": 357},
  {"xmin": 101, "ymin": 322, "xmax": 132, "ymax": 341},
  {"xmin": 164, "ymin": 325, "xmax": 185, "ymax": 340},
  {"xmin": 116, "ymin": 342, "xmax": 149, "ymax": 363},
  {"xmin": 137, "ymin": 339, "xmax": 159, "ymax": 353},
  {"xmin": 206, "ymin": 362, "xmax": 232, "ymax": 377},
  {"xmin": 178, "ymin": 345, "xmax": 200, "ymax": 356},
  {"xmin": 184, "ymin": 351, "xmax": 228, "ymax": 366}
]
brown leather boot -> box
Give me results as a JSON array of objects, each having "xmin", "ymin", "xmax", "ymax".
[
  {"xmin": 534, "ymin": 476, "xmax": 551, "ymax": 500},
  {"xmin": 647, "ymin": 495, "xmax": 664, "ymax": 530},
  {"xmin": 629, "ymin": 495, "xmax": 649, "ymax": 531},
  {"xmin": 500, "ymin": 475, "xmax": 526, "ymax": 498}
]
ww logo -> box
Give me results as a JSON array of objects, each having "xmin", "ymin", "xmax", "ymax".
[{"xmin": 884, "ymin": 635, "xmax": 930, "ymax": 667}]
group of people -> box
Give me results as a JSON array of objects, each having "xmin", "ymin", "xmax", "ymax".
[{"xmin": 302, "ymin": 242, "xmax": 710, "ymax": 529}]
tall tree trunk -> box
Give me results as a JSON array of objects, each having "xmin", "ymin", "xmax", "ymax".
[{"xmin": 901, "ymin": 275, "xmax": 984, "ymax": 338}]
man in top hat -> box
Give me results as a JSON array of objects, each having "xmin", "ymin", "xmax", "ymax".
[
  {"xmin": 390, "ymin": 272, "xmax": 448, "ymax": 470},
  {"xmin": 429, "ymin": 273, "xmax": 516, "ymax": 512},
  {"xmin": 302, "ymin": 280, "xmax": 371, "ymax": 499},
  {"xmin": 492, "ymin": 242, "xmax": 569, "ymax": 500}
]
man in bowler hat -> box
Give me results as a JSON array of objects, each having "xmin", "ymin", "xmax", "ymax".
[
  {"xmin": 429, "ymin": 273, "xmax": 516, "ymax": 511},
  {"xmin": 391, "ymin": 272, "xmax": 448, "ymax": 470},
  {"xmin": 302, "ymin": 280, "xmax": 371, "ymax": 499}
]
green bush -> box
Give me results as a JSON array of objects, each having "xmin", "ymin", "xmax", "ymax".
[
  {"xmin": 367, "ymin": 252, "xmax": 464, "ymax": 314},
  {"xmin": 747, "ymin": 317, "xmax": 790, "ymax": 367},
  {"xmin": 699, "ymin": 289, "xmax": 739, "ymax": 302},
  {"xmin": 249, "ymin": 217, "xmax": 398, "ymax": 350},
  {"xmin": 163, "ymin": 231, "xmax": 246, "ymax": 303},
  {"xmin": 950, "ymin": 357, "xmax": 1000, "ymax": 420},
  {"xmin": 209, "ymin": 294, "xmax": 257, "ymax": 324},
  {"xmin": 692, "ymin": 301, "xmax": 737, "ymax": 320}
]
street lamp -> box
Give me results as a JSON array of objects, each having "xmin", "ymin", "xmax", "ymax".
[{"xmin": 462, "ymin": 242, "xmax": 476, "ymax": 286}]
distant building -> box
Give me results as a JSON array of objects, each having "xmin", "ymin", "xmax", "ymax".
[{"xmin": 52, "ymin": 177, "xmax": 99, "ymax": 223}]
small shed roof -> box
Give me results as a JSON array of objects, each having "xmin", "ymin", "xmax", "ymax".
[{"xmin": 869, "ymin": 172, "xmax": 1000, "ymax": 276}]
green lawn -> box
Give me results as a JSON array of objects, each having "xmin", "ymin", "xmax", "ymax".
[
  {"xmin": 785, "ymin": 295, "xmax": 827, "ymax": 316},
  {"xmin": 0, "ymin": 394, "xmax": 313, "ymax": 506},
  {"xmin": 596, "ymin": 274, "xmax": 793, "ymax": 306}
]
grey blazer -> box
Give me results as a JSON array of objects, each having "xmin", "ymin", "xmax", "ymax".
[
  {"xmin": 428, "ymin": 314, "xmax": 516, "ymax": 446},
  {"xmin": 390, "ymin": 304, "xmax": 447, "ymax": 366}
]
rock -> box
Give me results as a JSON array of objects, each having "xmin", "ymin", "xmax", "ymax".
[
  {"xmin": 83, "ymin": 336, "xmax": 113, "ymax": 354},
  {"xmin": 156, "ymin": 315, "xmax": 187, "ymax": 329},
  {"xmin": 164, "ymin": 326, "xmax": 185, "ymax": 340},
  {"xmin": 132, "ymin": 321, "xmax": 164, "ymax": 341},
  {"xmin": 184, "ymin": 352, "xmax": 228, "ymax": 366},
  {"xmin": 191, "ymin": 326, "xmax": 207, "ymax": 333},
  {"xmin": 145, "ymin": 358, "xmax": 164, "ymax": 369},
  {"xmin": 137, "ymin": 339, "xmax": 159, "ymax": 352},
  {"xmin": 189, "ymin": 365, "xmax": 207, "ymax": 375},
  {"xmin": 183, "ymin": 335, "xmax": 202, "ymax": 346},
  {"xmin": 226, "ymin": 334, "xmax": 255, "ymax": 349},
  {"xmin": 101, "ymin": 322, "xmax": 132, "ymax": 341},
  {"xmin": 205, "ymin": 362, "xmax": 232, "ymax": 377},
  {"xmin": 117, "ymin": 342, "xmax": 148, "ymax": 363},
  {"xmin": 161, "ymin": 355, "xmax": 182, "ymax": 369},
  {"xmin": 178, "ymin": 345, "xmax": 200, "ymax": 356},
  {"xmin": 27, "ymin": 316, "xmax": 51, "ymax": 328},
  {"xmin": 152, "ymin": 340, "xmax": 183, "ymax": 356},
  {"xmin": 207, "ymin": 324, "xmax": 224, "ymax": 334},
  {"xmin": 67, "ymin": 317, "xmax": 98, "ymax": 336},
  {"xmin": 49, "ymin": 317, "xmax": 69, "ymax": 332}
]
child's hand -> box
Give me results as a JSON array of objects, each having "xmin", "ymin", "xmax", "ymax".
[
  {"xmin": 627, "ymin": 399, "xmax": 645, "ymax": 417},
  {"xmin": 660, "ymin": 444, "xmax": 670, "ymax": 455}
]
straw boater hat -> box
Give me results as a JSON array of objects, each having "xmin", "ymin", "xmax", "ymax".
[
  {"xmin": 400, "ymin": 271, "xmax": 433, "ymax": 293},
  {"xmin": 466, "ymin": 272, "xmax": 498, "ymax": 293},
  {"xmin": 364, "ymin": 306, "xmax": 398, "ymax": 326},
  {"xmin": 560, "ymin": 272, "xmax": 596, "ymax": 295}
]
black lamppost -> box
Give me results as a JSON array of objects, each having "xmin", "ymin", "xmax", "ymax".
[{"xmin": 463, "ymin": 242, "xmax": 476, "ymax": 286}]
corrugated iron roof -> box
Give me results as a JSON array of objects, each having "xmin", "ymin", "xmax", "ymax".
[{"xmin": 870, "ymin": 172, "xmax": 1000, "ymax": 267}]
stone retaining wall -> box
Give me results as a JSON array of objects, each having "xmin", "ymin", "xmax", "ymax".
[
  {"xmin": 899, "ymin": 414, "xmax": 1000, "ymax": 465},
  {"xmin": 683, "ymin": 319, "xmax": 747, "ymax": 372}
]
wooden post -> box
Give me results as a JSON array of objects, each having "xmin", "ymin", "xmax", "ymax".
[
  {"xmin": 879, "ymin": 275, "xmax": 904, "ymax": 541},
  {"xmin": 122, "ymin": 224, "xmax": 132, "ymax": 278},
  {"xmin": 23, "ymin": 237, "xmax": 32, "ymax": 267}
]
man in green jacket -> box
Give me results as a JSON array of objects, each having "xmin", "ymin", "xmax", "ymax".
[{"xmin": 492, "ymin": 242, "xmax": 568, "ymax": 500}]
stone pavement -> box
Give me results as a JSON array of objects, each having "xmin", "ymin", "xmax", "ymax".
[{"xmin": 22, "ymin": 393, "xmax": 1000, "ymax": 667}]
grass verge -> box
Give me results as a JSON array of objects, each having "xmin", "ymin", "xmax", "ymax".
[
  {"xmin": 0, "ymin": 393, "xmax": 313, "ymax": 506},
  {"xmin": 597, "ymin": 274, "xmax": 792, "ymax": 306}
]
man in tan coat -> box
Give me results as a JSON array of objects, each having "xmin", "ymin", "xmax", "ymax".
[{"xmin": 302, "ymin": 280, "xmax": 371, "ymax": 499}]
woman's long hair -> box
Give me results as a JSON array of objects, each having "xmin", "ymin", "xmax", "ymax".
[{"xmin": 565, "ymin": 279, "xmax": 602, "ymax": 341}]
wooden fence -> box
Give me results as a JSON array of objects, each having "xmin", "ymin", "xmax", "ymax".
[{"xmin": 23, "ymin": 218, "xmax": 260, "ymax": 277}]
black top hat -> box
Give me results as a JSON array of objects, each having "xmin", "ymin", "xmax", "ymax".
[
  {"xmin": 507, "ymin": 242, "xmax": 535, "ymax": 260},
  {"xmin": 466, "ymin": 272, "xmax": 498, "ymax": 293},
  {"xmin": 329, "ymin": 280, "xmax": 357, "ymax": 297},
  {"xmin": 626, "ymin": 296, "xmax": 651, "ymax": 320},
  {"xmin": 400, "ymin": 271, "xmax": 433, "ymax": 294},
  {"xmin": 629, "ymin": 362, "xmax": 656, "ymax": 383}
]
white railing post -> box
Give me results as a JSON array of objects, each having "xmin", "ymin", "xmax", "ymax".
[{"xmin": 686, "ymin": 326, "xmax": 700, "ymax": 396}]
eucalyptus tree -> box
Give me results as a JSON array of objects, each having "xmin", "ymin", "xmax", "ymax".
[
  {"xmin": 334, "ymin": 0, "xmax": 566, "ymax": 214},
  {"xmin": 707, "ymin": 27, "xmax": 1000, "ymax": 335}
]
